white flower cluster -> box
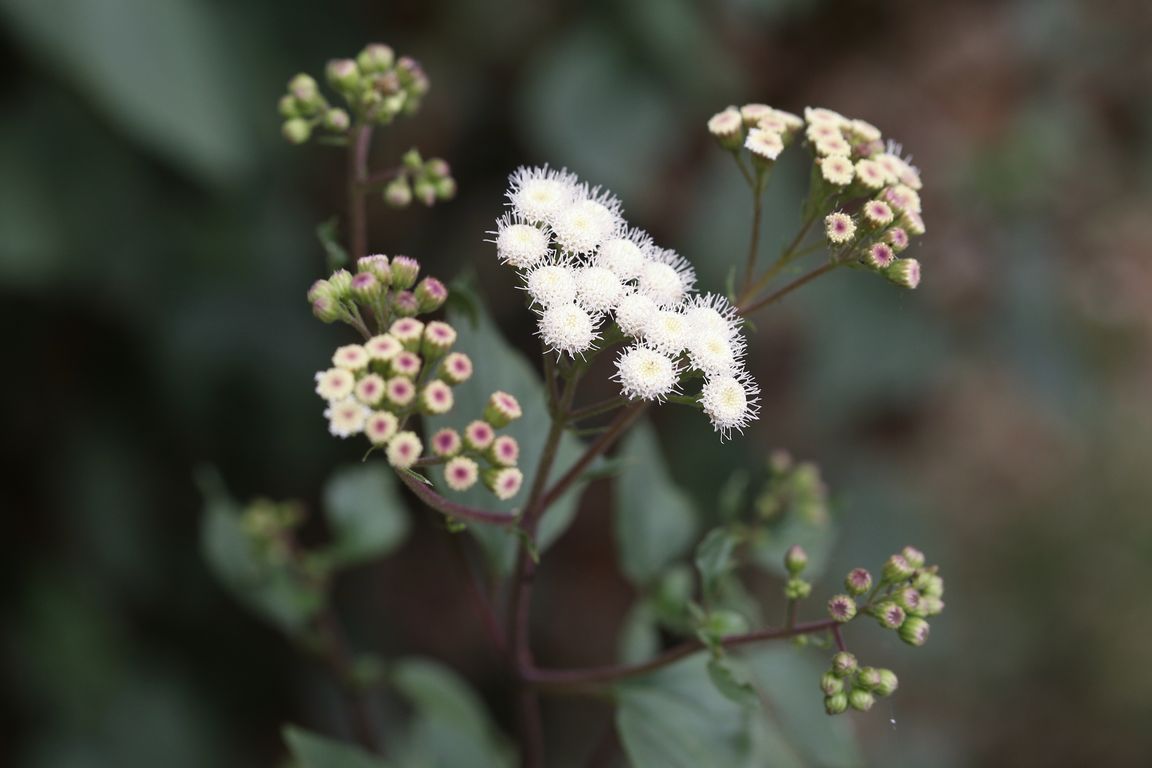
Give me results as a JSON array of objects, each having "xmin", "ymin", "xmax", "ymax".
[{"xmin": 492, "ymin": 166, "xmax": 760, "ymax": 439}]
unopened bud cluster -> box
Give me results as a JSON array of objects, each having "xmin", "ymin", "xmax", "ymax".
[
  {"xmin": 383, "ymin": 148, "xmax": 457, "ymax": 209},
  {"xmin": 491, "ymin": 167, "xmax": 759, "ymax": 440},
  {"xmin": 821, "ymin": 652, "xmax": 899, "ymax": 715},
  {"xmin": 279, "ymin": 43, "xmax": 430, "ymax": 145},
  {"xmin": 239, "ymin": 498, "xmax": 307, "ymax": 569},
  {"xmin": 310, "ymin": 256, "xmax": 524, "ymax": 501}
]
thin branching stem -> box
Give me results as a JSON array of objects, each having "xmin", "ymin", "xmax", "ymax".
[
  {"xmin": 395, "ymin": 469, "xmax": 519, "ymax": 525},
  {"xmin": 347, "ymin": 124, "xmax": 374, "ymax": 261}
]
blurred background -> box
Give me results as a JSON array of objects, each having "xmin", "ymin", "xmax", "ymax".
[{"xmin": 3, "ymin": 0, "xmax": 1152, "ymax": 765}]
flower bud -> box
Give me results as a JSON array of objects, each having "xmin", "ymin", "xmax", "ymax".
[
  {"xmin": 484, "ymin": 391, "xmax": 523, "ymax": 427},
  {"xmin": 312, "ymin": 297, "xmax": 343, "ymax": 324},
  {"xmin": 385, "ymin": 431, "xmax": 422, "ymax": 469},
  {"xmin": 885, "ymin": 258, "xmax": 921, "ymax": 289},
  {"xmin": 424, "ymin": 158, "xmax": 450, "ymax": 179},
  {"xmin": 464, "ymin": 420, "xmax": 495, "ymax": 452},
  {"xmin": 391, "ymin": 290, "xmax": 420, "ymax": 317},
  {"xmin": 328, "ymin": 269, "xmax": 354, "ymax": 299},
  {"xmin": 282, "ymin": 118, "xmax": 312, "ymax": 145},
  {"xmin": 831, "ymin": 652, "xmax": 857, "ymax": 677},
  {"xmin": 323, "ymin": 109, "xmax": 351, "ymax": 132},
  {"xmin": 434, "ymin": 176, "xmax": 457, "ymax": 201},
  {"xmin": 886, "ymin": 227, "xmax": 910, "ymax": 253},
  {"xmin": 422, "ymin": 320, "xmax": 457, "ymax": 355},
  {"xmin": 820, "ymin": 672, "xmax": 844, "ymax": 696},
  {"xmin": 895, "ymin": 587, "xmax": 922, "ymax": 614},
  {"xmin": 784, "ymin": 578, "xmax": 811, "ymax": 600},
  {"xmin": 901, "ymin": 546, "xmax": 926, "ymax": 569},
  {"xmin": 845, "ymin": 568, "xmax": 872, "ymax": 596},
  {"xmin": 350, "ymin": 271, "xmax": 380, "ymax": 302},
  {"xmin": 883, "ymin": 554, "xmax": 915, "ymax": 583},
  {"xmin": 443, "ymin": 456, "xmax": 479, "ymax": 492},
  {"xmin": 899, "ymin": 617, "xmax": 930, "ymax": 647},
  {"xmin": 415, "ymin": 277, "xmax": 448, "ymax": 313},
  {"xmin": 855, "ymin": 666, "xmax": 882, "ymax": 691},
  {"xmin": 384, "ymin": 376, "xmax": 417, "ymax": 409},
  {"xmin": 413, "ymin": 177, "xmax": 437, "ymax": 206},
  {"xmin": 873, "ymin": 669, "xmax": 899, "ymax": 697},
  {"xmin": 307, "ymin": 279, "xmax": 334, "ymax": 303},
  {"xmin": 488, "ymin": 435, "xmax": 520, "ymax": 468},
  {"xmin": 848, "ymin": 688, "xmax": 875, "ymax": 712},
  {"xmin": 357, "ymin": 43, "xmax": 395, "ymax": 74},
  {"xmin": 390, "ymin": 255, "xmax": 420, "ymax": 290},
  {"xmin": 289, "ymin": 73, "xmax": 319, "ymax": 103},
  {"xmin": 784, "ymin": 544, "xmax": 808, "ymax": 575},
  {"xmin": 874, "ymin": 601, "xmax": 906, "ymax": 630},
  {"xmin": 278, "ymin": 94, "xmax": 301, "ymax": 119},
  {"xmin": 431, "ymin": 428, "xmax": 462, "ymax": 458},
  {"xmin": 419, "ymin": 380, "xmax": 454, "ymax": 415},
  {"xmin": 707, "ymin": 107, "xmax": 745, "ymax": 151},
  {"xmin": 918, "ymin": 595, "xmax": 945, "ymax": 617},
  {"xmin": 389, "ymin": 317, "xmax": 425, "ymax": 351},
  {"xmin": 357, "ymin": 254, "xmax": 392, "ymax": 286},
  {"xmin": 402, "ymin": 148, "xmax": 424, "ymax": 171},
  {"xmin": 440, "ymin": 352, "xmax": 473, "ymax": 385},
  {"xmin": 827, "ymin": 594, "xmax": 857, "ymax": 623},
  {"xmin": 390, "ymin": 351, "xmax": 422, "ymax": 379},
  {"xmin": 915, "ymin": 572, "xmax": 944, "ymax": 598},
  {"xmin": 384, "ymin": 176, "xmax": 412, "ymax": 207},
  {"xmin": 483, "ymin": 466, "xmax": 523, "ymax": 501},
  {"xmin": 824, "ymin": 692, "xmax": 849, "ymax": 715},
  {"xmin": 326, "ymin": 58, "xmax": 360, "ymax": 92}
]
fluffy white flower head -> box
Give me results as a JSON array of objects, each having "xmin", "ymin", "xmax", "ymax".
[
  {"xmin": 745, "ymin": 128, "xmax": 784, "ymax": 161},
  {"xmin": 315, "ymin": 368, "xmax": 355, "ymax": 401},
  {"xmin": 646, "ymin": 309, "xmax": 690, "ymax": 354},
  {"xmin": 552, "ymin": 198, "xmax": 619, "ymax": 254},
  {"xmin": 638, "ymin": 249, "xmax": 695, "ymax": 306},
  {"xmin": 576, "ymin": 266, "xmax": 625, "ymax": 314},
  {"xmin": 684, "ymin": 294, "xmax": 739, "ymax": 340},
  {"xmin": 539, "ymin": 302, "xmax": 599, "ymax": 357},
  {"xmin": 324, "ymin": 397, "xmax": 370, "ymax": 438},
  {"xmin": 700, "ymin": 375, "xmax": 760, "ymax": 439},
  {"xmin": 597, "ymin": 234, "xmax": 648, "ymax": 280},
  {"xmin": 524, "ymin": 263, "xmax": 577, "ymax": 308},
  {"xmin": 496, "ymin": 217, "xmax": 550, "ymax": 268},
  {"xmin": 508, "ymin": 166, "xmax": 577, "ymax": 224},
  {"xmin": 688, "ymin": 332, "xmax": 744, "ymax": 378},
  {"xmin": 614, "ymin": 292, "xmax": 658, "ymax": 338},
  {"xmin": 614, "ymin": 346, "xmax": 679, "ymax": 401}
]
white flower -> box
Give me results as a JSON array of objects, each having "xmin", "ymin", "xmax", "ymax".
[
  {"xmin": 683, "ymin": 293, "xmax": 740, "ymax": 340},
  {"xmin": 389, "ymin": 318, "xmax": 425, "ymax": 347},
  {"xmin": 523, "ymin": 262, "xmax": 578, "ymax": 308},
  {"xmin": 699, "ymin": 374, "xmax": 760, "ymax": 439},
  {"xmin": 614, "ymin": 292, "xmax": 658, "ymax": 338},
  {"xmin": 315, "ymin": 368, "xmax": 355, "ymax": 400},
  {"xmin": 575, "ymin": 266, "xmax": 625, "ymax": 314},
  {"xmin": 638, "ymin": 248, "xmax": 695, "ymax": 306},
  {"xmin": 687, "ymin": 332, "xmax": 745, "ymax": 378},
  {"xmin": 805, "ymin": 107, "xmax": 847, "ymax": 127},
  {"xmin": 365, "ymin": 334, "xmax": 402, "ymax": 361},
  {"xmin": 745, "ymin": 128, "xmax": 784, "ymax": 161},
  {"xmin": 444, "ymin": 456, "xmax": 479, "ymax": 491},
  {"xmin": 354, "ymin": 373, "xmax": 386, "ymax": 405},
  {"xmin": 848, "ymin": 118, "xmax": 883, "ymax": 142},
  {"xmin": 486, "ymin": 467, "xmax": 524, "ymax": 500},
  {"xmin": 806, "ymin": 122, "xmax": 843, "ymax": 143},
  {"xmin": 332, "ymin": 344, "xmax": 370, "ymax": 371},
  {"xmin": 646, "ymin": 309, "xmax": 691, "ymax": 354},
  {"xmin": 386, "ymin": 431, "xmax": 423, "ymax": 469},
  {"xmin": 552, "ymin": 198, "xmax": 620, "ymax": 254},
  {"xmin": 824, "ymin": 212, "xmax": 857, "ymax": 244},
  {"xmin": 854, "ymin": 159, "xmax": 888, "ymax": 190},
  {"xmin": 507, "ymin": 166, "xmax": 578, "ymax": 224},
  {"xmin": 707, "ymin": 107, "xmax": 744, "ymax": 142},
  {"xmin": 538, "ymin": 302, "xmax": 599, "ymax": 357},
  {"xmin": 875, "ymin": 152, "xmax": 910, "ymax": 185},
  {"xmin": 614, "ymin": 345, "xmax": 680, "ymax": 401},
  {"xmin": 495, "ymin": 215, "xmax": 551, "ymax": 268},
  {"xmin": 324, "ymin": 397, "xmax": 370, "ymax": 438},
  {"xmin": 596, "ymin": 231, "xmax": 650, "ymax": 280},
  {"xmin": 815, "ymin": 134, "xmax": 852, "ymax": 157},
  {"xmin": 420, "ymin": 380, "xmax": 454, "ymax": 414},
  {"xmin": 365, "ymin": 411, "xmax": 398, "ymax": 445},
  {"xmin": 819, "ymin": 155, "xmax": 855, "ymax": 186}
]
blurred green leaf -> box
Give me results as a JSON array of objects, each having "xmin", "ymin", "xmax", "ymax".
[
  {"xmin": 391, "ymin": 657, "xmax": 515, "ymax": 768},
  {"xmin": 426, "ymin": 300, "xmax": 593, "ymax": 575},
  {"xmin": 749, "ymin": 512, "xmax": 834, "ymax": 581},
  {"xmin": 317, "ymin": 218, "xmax": 350, "ymax": 272},
  {"xmin": 695, "ymin": 527, "xmax": 740, "ymax": 601},
  {"xmin": 198, "ymin": 469, "xmax": 323, "ymax": 634},
  {"xmin": 283, "ymin": 725, "xmax": 389, "ymax": 768},
  {"xmin": 706, "ymin": 656, "xmax": 758, "ymax": 707},
  {"xmin": 614, "ymin": 421, "xmax": 699, "ymax": 586},
  {"xmin": 317, "ymin": 463, "xmax": 410, "ymax": 570},
  {"xmin": 617, "ymin": 601, "xmax": 661, "ymax": 664},
  {"xmin": 615, "ymin": 655, "xmax": 803, "ymax": 768},
  {"xmin": 0, "ymin": 0, "xmax": 253, "ymax": 184}
]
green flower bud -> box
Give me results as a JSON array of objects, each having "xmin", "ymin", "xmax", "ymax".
[
  {"xmin": 323, "ymin": 109, "xmax": 350, "ymax": 132},
  {"xmin": 885, "ymin": 258, "xmax": 921, "ymax": 289},
  {"xmin": 827, "ymin": 594, "xmax": 857, "ymax": 623},
  {"xmin": 845, "ymin": 568, "xmax": 872, "ymax": 596},
  {"xmin": 883, "ymin": 554, "xmax": 915, "ymax": 583},
  {"xmin": 390, "ymin": 256, "xmax": 420, "ymax": 290},
  {"xmin": 820, "ymin": 672, "xmax": 844, "ymax": 696},
  {"xmin": 402, "ymin": 148, "xmax": 424, "ymax": 171},
  {"xmin": 899, "ymin": 617, "xmax": 930, "ymax": 647},
  {"xmin": 901, "ymin": 546, "xmax": 926, "ymax": 568},
  {"xmin": 424, "ymin": 158, "xmax": 450, "ymax": 179},
  {"xmin": 874, "ymin": 601, "xmax": 906, "ymax": 630},
  {"xmin": 873, "ymin": 669, "xmax": 899, "ymax": 697},
  {"xmin": 384, "ymin": 176, "xmax": 412, "ymax": 208},
  {"xmin": 278, "ymin": 94, "xmax": 301, "ymax": 119},
  {"xmin": 855, "ymin": 666, "xmax": 882, "ymax": 691},
  {"xmin": 831, "ymin": 652, "xmax": 857, "ymax": 677},
  {"xmin": 288, "ymin": 73, "xmax": 319, "ymax": 103},
  {"xmin": 326, "ymin": 59, "xmax": 360, "ymax": 93},
  {"xmin": 351, "ymin": 271, "xmax": 381, "ymax": 302},
  {"xmin": 391, "ymin": 290, "xmax": 420, "ymax": 317},
  {"xmin": 434, "ymin": 176, "xmax": 457, "ymax": 201},
  {"xmin": 824, "ymin": 692, "xmax": 849, "ymax": 715},
  {"xmin": 785, "ymin": 578, "xmax": 812, "ymax": 600},
  {"xmin": 282, "ymin": 118, "xmax": 312, "ymax": 145},
  {"xmin": 918, "ymin": 573, "xmax": 945, "ymax": 598},
  {"xmin": 311, "ymin": 297, "xmax": 343, "ymax": 324},
  {"xmin": 328, "ymin": 269, "xmax": 354, "ymax": 299},
  {"xmin": 357, "ymin": 43, "xmax": 395, "ymax": 74},
  {"xmin": 307, "ymin": 279, "xmax": 334, "ymax": 304},
  {"xmin": 413, "ymin": 177, "xmax": 437, "ymax": 206},
  {"xmin": 415, "ymin": 277, "xmax": 448, "ymax": 313},
  {"xmin": 785, "ymin": 544, "xmax": 808, "ymax": 575},
  {"xmin": 848, "ymin": 688, "xmax": 875, "ymax": 712},
  {"xmin": 895, "ymin": 587, "xmax": 922, "ymax": 614},
  {"xmin": 918, "ymin": 595, "xmax": 945, "ymax": 617},
  {"xmin": 357, "ymin": 254, "xmax": 392, "ymax": 286}
]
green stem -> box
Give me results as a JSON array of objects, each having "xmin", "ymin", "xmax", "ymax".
[
  {"xmin": 347, "ymin": 124, "xmax": 374, "ymax": 261},
  {"xmin": 395, "ymin": 470, "xmax": 519, "ymax": 526},
  {"xmin": 568, "ymin": 396, "xmax": 628, "ymax": 423},
  {"xmin": 741, "ymin": 167, "xmax": 766, "ymax": 288},
  {"xmin": 535, "ymin": 403, "xmax": 646, "ymax": 513},
  {"xmin": 738, "ymin": 260, "xmax": 843, "ymax": 317},
  {"xmin": 737, "ymin": 208, "xmax": 821, "ymax": 307}
]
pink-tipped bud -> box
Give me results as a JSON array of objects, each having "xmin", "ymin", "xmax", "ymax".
[
  {"xmin": 488, "ymin": 435, "xmax": 520, "ymax": 467},
  {"xmin": 845, "ymin": 568, "xmax": 872, "ymax": 596},
  {"xmin": 483, "ymin": 467, "xmax": 523, "ymax": 501},
  {"xmin": 440, "ymin": 352, "xmax": 473, "ymax": 385},
  {"xmin": 899, "ymin": 617, "xmax": 930, "ymax": 647},
  {"xmin": 357, "ymin": 43, "xmax": 395, "ymax": 74},
  {"xmin": 885, "ymin": 258, "xmax": 921, "ymax": 289},
  {"xmin": 326, "ymin": 58, "xmax": 360, "ymax": 92},
  {"xmin": 827, "ymin": 594, "xmax": 857, "ymax": 623},
  {"xmin": 784, "ymin": 544, "xmax": 808, "ymax": 575},
  {"xmin": 431, "ymin": 428, "xmax": 462, "ymax": 458},
  {"xmin": 358, "ymin": 254, "xmax": 392, "ymax": 285},
  {"xmin": 443, "ymin": 456, "xmax": 479, "ymax": 492},
  {"xmin": 389, "ymin": 317, "xmax": 425, "ymax": 351},
  {"xmin": 831, "ymin": 652, "xmax": 857, "ymax": 677},
  {"xmin": 422, "ymin": 321, "xmax": 457, "ymax": 355},
  {"xmin": 323, "ymin": 109, "xmax": 350, "ymax": 132},
  {"xmin": 484, "ymin": 391, "xmax": 522, "ymax": 427},
  {"xmin": 419, "ymin": 380, "xmax": 454, "ymax": 415},
  {"xmin": 390, "ymin": 255, "xmax": 420, "ymax": 290},
  {"xmin": 463, "ymin": 420, "xmax": 495, "ymax": 452},
  {"xmin": 874, "ymin": 601, "xmax": 906, "ymax": 630},
  {"xmin": 351, "ymin": 271, "xmax": 380, "ymax": 302},
  {"xmin": 312, "ymin": 297, "xmax": 343, "ymax": 324},
  {"xmin": 391, "ymin": 290, "xmax": 420, "ymax": 317},
  {"xmin": 415, "ymin": 277, "xmax": 448, "ymax": 313},
  {"xmin": 883, "ymin": 554, "xmax": 915, "ymax": 583},
  {"xmin": 384, "ymin": 176, "xmax": 412, "ymax": 208}
]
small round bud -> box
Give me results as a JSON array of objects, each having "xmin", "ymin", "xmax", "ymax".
[
  {"xmin": 443, "ymin": 456, "xmax": 479, "ymax": 492},
  {"xmin": 326, "ymin": 59, "xmax": 360, "ymax": 92},
  {"xmin": 384, "ymin": 176, "xmax": 412, "ymax": 208},
  {"xmin": 415, "ymin": 277, "xmax": 448, "ymax": 313},
  {"xmin": 357, "ymin": 43, "xmax": 395, "ymax": 74},
  {"xmin": 901, "ymin": 546, "xmax": 926, "ymax": 569},
  {"xmin": 402, "ymin": 148, "xmax": 424, "ymax": 170},
  {"xmin": 358, "ymin": 254, "xmax": 392, "ymax": 286},
  {"xmin": 350, "ymin": 271, "xmax": 380, "ymax": 302},
  {"xmin": 289, "ymin": 73, "xmax": 319, "ymax": 103},
  {"xmin": 483, "ymin": 467, "xmax": 523, "ymax": 501},
  {"xmin": 820, "ymin": 672, "xmax": 844, "ymax": 696},
  {"xmin": 413, "ymin": 177, "xmax": 437, "ymax": 206},
  {"xmin": 784, "ymin": 578, "xmax": 812, "ymax": 600},
  {"xmin": 385, "ymin": 431, "xmax": 422, "ymax": 469},
  {"xmin": 424, "ymin": 158, "xmax": 450, "ymax": 179},
  {"xmin": 307, "ymin": 279, "xmax": 334, "ymax": 303},
  {"xmin": 885, "ymin": 258, "xmax": 921, "ymax": 290},
  {"xmin": 488, "ymin": 435, "xmax": 520, "ymax": 468},
  {"xmin": 440, "ymin": 352, "xmax": 473, "ymax": 385},
  {"xmin": 312, "ymin": 297, "xmax": 343, "ymax": 323},
  {"xmin": 845, "ymin": 568, "xmax": 872, "ymax": 596},
  {"xmin": 391, "ymin": 290, "xmax": 420, "ymax": 317},
  {"xmin": 918, "ymin": 595, "xmax": 945, "ymax": 617},
  {"xmin": 422, "ymin": 320, "xmax": 457, "ymax": 355},
  {"xmin": 824, "ymin": 692, "xmax": 849, "ymax": 715},
  {"xmin": 419, "ymin": 380, "xmax": 454, "ymax": 415},
  {"xmin": 389, "ymin": 317, "xmax": 425, "ymax": 351},
  {"xmin": 883, "ymin": 554, "xmax": 915, "ymax": 583},
  {"xmin": 784, "ymin": 544, "xmax": 808, "ymax": 575},
  {"xmin": 434, "ymin": 176, "xmax": 457, "ymax": 201},
  {"xmin": 895, "ymin": 587, "xmax": 922, "ymax": 614},
  {"xmin": 431, "ymin": 428, "xmax": 462, "ymax": 458},
  {"xmin": 390, "ymin": 351, "xmax": 422, "ymax": 379},
  {"xmin": 707, "ymin": 107, "xmax": 745, "ymax": 151},
  {"xmin": 384, "ymin": 376, "xmax": 417, "ymax": 409},
  {"xmin": 875, "ymin": 601, "xmax": 907, "ymax": 630},
  {"xmin": 915, "ymin": 572, "xmax": 944, "ymax": 598},
  {"xmin": 873, "ymin": 669, "xmax": 899, "ymax": 697},
  {"xmin": 390, "ymin": 256, "xmax": 420, "ymax": 290},
  {"xmin": 831, "ymin": 652, "xmax": 857, "ymax": 678},
  {"xmin": 323, "ymin": 109, "xmax": 350, "ymax": 132},
  {"xmin": 827, "ymin": 594, "xmax": 857, "ymax": 623},
  {"xmin": 855, "ymin": 666, "xmax": 882, "ymax": 691},
  {"xmin": 464, "ymin": 420, "xmax": 495, "ymax": 452},
  {"xmin": 328, "ymin": 269, "xmax": 354, "ymax": 299},
  {"xmin": 278, "ymin": 94, "xmax": 301, "ymax": 119},
  {"xmin": 848, "ymin": 689, "xmax": 875, "ymax": 712},
  {"xmin": 899, "ymin": 617, "xmax": 931, "ymax": 647},
  {"xmin": 485, "ymin": 391, "xmax": 523, "ymax": 427},
  {"xmin": 282, "ymin": 118, "xmax": 312, "ymax": 145}
]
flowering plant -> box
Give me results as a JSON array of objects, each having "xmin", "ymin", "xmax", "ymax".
[{"xmin": 202, "ymin": 43, "xmax": 943, "ymax": 767}]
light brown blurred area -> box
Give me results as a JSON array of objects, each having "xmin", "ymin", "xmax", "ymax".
[{"xmin": 2, "ymin": 0, "xmax": 1151, "ymax": 765}]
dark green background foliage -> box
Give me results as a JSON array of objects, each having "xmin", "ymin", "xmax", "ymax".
[{"xmin": 3, "ymin": 0, "xmax": 1151, "ymax": 765}]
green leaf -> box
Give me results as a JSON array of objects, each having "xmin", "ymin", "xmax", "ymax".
[
  {"xmin": 615, "ymin": 655, "xmax": 804, "ymax": 768},
  {"xmin": 617, "ymin": 602, "xmax": 660, "ymax": 664},
  {"xmin": 694, "ymin": 526, "xmax": 740, "ymax": 601},
  {"xmin": 390, "ymin": 658, "xmax": 515, "ymax": 768},
  {"xmin": 426, "ymin": 299, "xmax": 593, "ymax": 575},
  {"xmin": 317, "ymin": 464, "xmax": 410, "ymax": 570},
  {"xmin": 750, "ymin": 513, "xmax": 835, "ymax": 581},
  {"xmin": 283, "ymin": 725, "xmax": 389, "ymax": 768},
  {"xmin": 706, "ymin": 656, "xmax": 758, "ymax": 708},
  {"xmin": 197, "ymin": 469, "xmax": 322, "ymax": 634},
  {"xmin": 614, "ymin": 421, "xmax": 698, "ymax": 586},
  {"xmin": 317, "ymin": 218, "xmax": 349, "ymax": 272}
]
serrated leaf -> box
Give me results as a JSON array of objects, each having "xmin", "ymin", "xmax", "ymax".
[
  {"xmin": 317, "ymin": 464, "xmax": 409, "ymax": 570},
  {"xmin": 283, "ymin": 725, "xmax": 389, "ymax": 768},
  {"xmin": 614, "ymin": 421, "xmax": 698, "ymax": 587},
  {"xmin": 390, "ymin": 658, "xmax": 515, "ymax": 768}
]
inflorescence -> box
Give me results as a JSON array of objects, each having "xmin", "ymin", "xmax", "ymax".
[
  {"xmin": 491, "ymin": 167, "xmax": 760, "ymax": 439},
  {"xmin": 308, "ymin": 256, "xmax": 524, "ymax": 501}
]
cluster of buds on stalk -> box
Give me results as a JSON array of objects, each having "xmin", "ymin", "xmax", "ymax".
[
  {"xmin": 492, "ymin": 167, "xmax": 759, "ymax": 439},
  {"xmin": 278, "ymin": 43, "xmax": 431, "ymax": 144},
  {"xmin": 309, "ymin": 255, "xmax": 525, "ymax": 501},
  {"xmin": 708, "ymin": 103, "xmax": 926, "ymax": 290},
  {"xmin": 383, "ymin": 148, "xmax": 457, "ymax": 209},
  {"xmin": 238, "ymin": 498, "xmax": 309, "ymax": 572}
]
